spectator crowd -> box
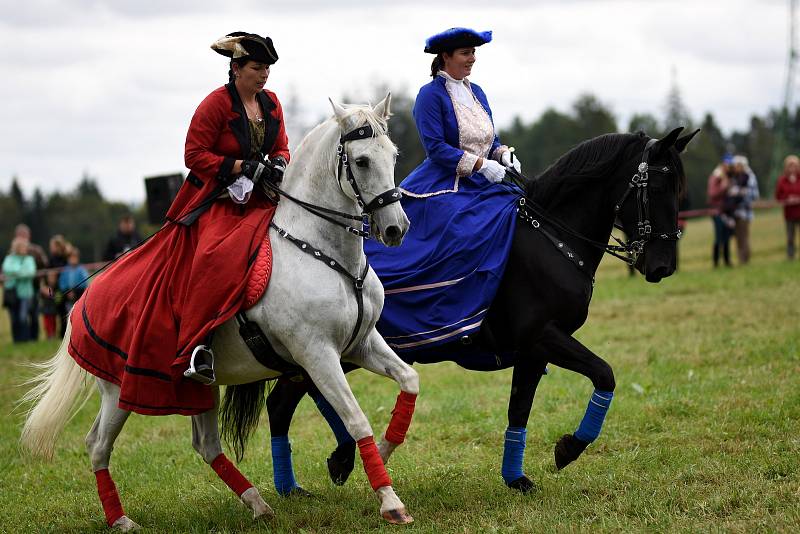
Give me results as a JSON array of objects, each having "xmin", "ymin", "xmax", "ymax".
[{"xmin": 2, "ymin": 216, "xmax": 141, "ymax": 344}]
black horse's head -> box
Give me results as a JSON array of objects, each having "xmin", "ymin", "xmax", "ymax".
[{"xmin": 614, "ymin": 127, "xmax": 699, "ymax": 282}]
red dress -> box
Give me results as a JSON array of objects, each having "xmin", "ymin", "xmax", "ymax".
[{"xmin": 68, "ymin": 83, "xmax": 289, "ymax": 415}]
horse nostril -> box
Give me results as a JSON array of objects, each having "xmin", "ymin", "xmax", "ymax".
[{"xmin": 385, "ymin": 226, "xmax": 401, "ymax": 240}]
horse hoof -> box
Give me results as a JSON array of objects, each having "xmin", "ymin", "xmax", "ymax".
[
  {"xmin": 382, "ymin": 508, "xmax": 414, "ymax": 525},
  {"xmin": 111, "ymin": 516, "xmax": 141, "ymax": 531},
  {"xmin": 253, "ymin": 505, "xmax": 276, "ymax": 521},
  {"xmin": 240, "ymin": 487, "xmax": 275, "ymax": 521},
  {"xmin": 506, "ymin": 475, "xmax": 537, "ymax": 493},
  {"xmin": 327, "ymin": 441, "xmax": 356, "ymax": 486},
  {"xmin": 554, "ymin": 433, "xmax": 589, "ymax": 470}
]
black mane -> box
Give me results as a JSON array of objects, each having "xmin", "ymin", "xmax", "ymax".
[{"xmin": 526, "ymin": 133, "xmax": 646, "ymax": 203}]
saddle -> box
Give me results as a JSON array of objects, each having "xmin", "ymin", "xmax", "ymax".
[{"xmin": 239, "ymin": 233, "xmax": 301, "ymax": 376}]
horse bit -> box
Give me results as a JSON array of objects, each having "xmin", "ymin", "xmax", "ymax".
[{"xmin": 266, "ymin": 123, "xmax": 403, "ymax": 352}]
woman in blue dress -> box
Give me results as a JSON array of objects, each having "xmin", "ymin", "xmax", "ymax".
[{"xmin": 365, "ymin": 27, "xmax": 523, "ymax": 364}]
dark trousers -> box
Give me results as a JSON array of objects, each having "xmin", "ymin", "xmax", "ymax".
[
  {"xmin": 28, "ymin": 293, "xmax": 39, "ymax": 341},
  {"xmin": 9, "ymin": 297, "xmax": 33, "ymax": 342},
  {"xmin": 787, "ymin": 220, "xmax": 799, "ymax": 259},
  {"xmin": 712, "ymin": 215, "xmax": 732, "ymax": 267}
]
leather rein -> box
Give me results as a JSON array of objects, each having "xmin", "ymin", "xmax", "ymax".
[{"xmin": 511, "ymin": 137, "xmax": 682, "ymax": 275}]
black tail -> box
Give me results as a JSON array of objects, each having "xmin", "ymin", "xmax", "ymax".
[{"xmin": 220, "ymin": 380, "xmax": 269, "ymax": 462}]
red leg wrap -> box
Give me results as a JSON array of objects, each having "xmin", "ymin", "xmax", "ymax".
[
  {"xmin": 357, "ymin": 436, "xmax": 392, "ymax": 490},
  {"xmin": 94, "ymin": 469, "xmax": 124, "ymax": 527},
  {"xmin": 211, "ymin": 454, "xmax": 253, "ymax": 496},
  {"xmin": 384, "ymin": 391, "xmax": 417, "ymax": 445}
]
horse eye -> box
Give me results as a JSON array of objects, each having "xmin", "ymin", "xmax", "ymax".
[{"xmin": 355, "ymin": 157, "xmax": 369, "ymax": 168}]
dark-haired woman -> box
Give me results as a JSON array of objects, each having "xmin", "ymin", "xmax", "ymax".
[
  {"xmin": 365, "ymin": 29, "xmax": 521, "ymax": 373},
  {"xmin": 68, "ymin": 32, "xmax": 289, "ymax": 416},
  {"xmin": 364, "ymin": 26, "xmax": 527, "ymax": 489}
]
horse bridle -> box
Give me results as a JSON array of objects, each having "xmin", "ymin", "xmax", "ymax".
[
  {"xmin": 266, "ymin": 122, "xmax": 403, "ymax": 353},
  {"xmin": 610, "ymin": 138, "xmax": 682, "ymax": 263},
  {"xmin": 336, "ymin": 124, "xmax": 403, "ymax": 216},
  {"xmin": 514, "ymin": 136, "xmax": 682, "ymax": 269}
]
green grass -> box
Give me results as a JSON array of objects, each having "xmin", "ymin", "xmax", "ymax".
[{"xmin": 1, "ymin": 209, "xmax": 798, "ymax": 532}]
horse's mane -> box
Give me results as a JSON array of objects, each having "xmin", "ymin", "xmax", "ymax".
[
  {"xmin": 292, "ymin": 105, "xmax": 390, "ymax": 178},
  {"xmin": 526, "ymin": 132, "xmax": 686, "ymax": 203}
]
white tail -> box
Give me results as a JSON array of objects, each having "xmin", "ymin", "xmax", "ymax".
[{"xmin": 19, "ymin": 321, "xmax": 93, "ymax": 459}]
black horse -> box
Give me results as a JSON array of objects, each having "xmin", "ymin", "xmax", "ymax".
[{"xmin": 227, "ymin": 127, "xmax": 698, "ymax": 494}]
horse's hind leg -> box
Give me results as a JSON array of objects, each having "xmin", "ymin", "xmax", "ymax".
[
  {"xmin": 265, "ymin": 376, "xmax": 314, "ymax": 496},
  {"xmin": 191, "ymin": 387, "xmax": 273, "ymax": 521},
  {"xmin": 86, "ymin": 378, "xmax": 139, "ymax": 531},
  {"xmin": 294, "ymin": 346, "xmax": 413, "ymax": 524},
  {"xmin": 539, "ymin": 326, "xmax": 616, "ymax": 470},
  {"xmin": 345, "ymin": 330, "xmax": 419, "ymax": 465},
  {"xmin": 503, "ymin": 356, "xmax": 547, "ymax": 493}
]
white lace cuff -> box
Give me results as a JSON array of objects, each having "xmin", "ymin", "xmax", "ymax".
[{"xmin": 457, "ymin": 151, "xmax": 479, "ymax": 177}]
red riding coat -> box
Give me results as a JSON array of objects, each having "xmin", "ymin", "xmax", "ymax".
[{"xmin": 68, "ymin": 83, "xmax": 289, "ymax": 415}]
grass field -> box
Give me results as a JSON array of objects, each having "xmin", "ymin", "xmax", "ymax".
[{"xmin": 1, "ymin": 209, "xmax": 798, "ymax": 533}]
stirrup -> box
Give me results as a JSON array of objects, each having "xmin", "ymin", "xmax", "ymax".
[{"xmin": 184, "ymin": 345, "xmax": 216, "ymax": 385}]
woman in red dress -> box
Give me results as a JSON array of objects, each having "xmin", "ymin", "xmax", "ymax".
[{"xmin": 68, "ymin": 32, "xmax": 290, "ymax": 414}]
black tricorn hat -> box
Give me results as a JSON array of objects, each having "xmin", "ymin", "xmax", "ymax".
[{"xmin": 211, "ymin": 32, "xmax": 279, "ymax": 65}]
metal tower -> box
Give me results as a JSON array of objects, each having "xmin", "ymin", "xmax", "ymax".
[{"xmin": 771, "ymin": 0, "xmax": 799, "ymax": 191}]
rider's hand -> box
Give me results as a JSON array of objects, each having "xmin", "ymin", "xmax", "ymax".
[
  {"xmin": 478, "ymin": 159, "xmax": 506, "ymax": 183},
  {"xmin": 240, "ymin": 160, "xmax": 267, "ymax": 183},
  {"xmin": 268, "ymin": 156, "xmax": 287, "ymax": 184},
  {"xmin": 500, "ymin": 150, "xmax": 522, "ymax": 173}
]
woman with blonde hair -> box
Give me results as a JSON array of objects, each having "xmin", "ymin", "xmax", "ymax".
[
  {"xmin": 775, "ymin": 154, "xmax": 800, "ymax": 259},
  {"xmin": 2, "ymin": 237, "xmax": 37, "ymax": 342}
]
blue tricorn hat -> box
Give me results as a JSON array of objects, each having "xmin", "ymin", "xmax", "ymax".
[{"xmin": 424, "ymin": 27, "xmax": 492, "ymax": 54}]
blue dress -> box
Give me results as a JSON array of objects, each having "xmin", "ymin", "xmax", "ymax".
[{"xmin": 365, "ymin": 75, "xmax": 521, "ymax": 365}]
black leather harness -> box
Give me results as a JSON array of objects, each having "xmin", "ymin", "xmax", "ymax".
[{"xmin": 239, "ymin": 122, "xmax": 402, "ymax": 368}]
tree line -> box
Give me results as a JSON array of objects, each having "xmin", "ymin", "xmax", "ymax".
[{"xmin": 2, "ymin": 84, "xmax": 795, "ymax": 261}]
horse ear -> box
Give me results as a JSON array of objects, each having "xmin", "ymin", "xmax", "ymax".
[
  {"xmin": 674, "ymin": 129, "xmax": 701, "ymax": 153},
  {"xmin": 652, "ymin": 127, "xmax": 684, "ymax": 157},
  {"xmin": 328, "ymin": 97, "xmax": 347, "ymax": 123},
  {"xmin": 373, "ymin": 92, "xmax": 392, "ymax": 120}
]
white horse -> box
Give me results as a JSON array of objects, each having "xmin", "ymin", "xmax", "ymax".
[{"xmin": 20, "ymin": 94, "xmax": 419, "ymax": 530}]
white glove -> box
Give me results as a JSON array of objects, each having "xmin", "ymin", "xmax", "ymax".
[
  {"xmin": 500, "ymin": 150, "xmax": 522, "ymax": 173},
  {"xmin": 478, "ymin": 159, "xmax": 506, "ymax": 183},
  {"xmin": 227, "ymin": 176, "xmax": 254, "ymax": 204}
]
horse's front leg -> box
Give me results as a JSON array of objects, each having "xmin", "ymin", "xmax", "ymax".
[
  {"xmin": 538, "ymin": 325, "xmax": 616, "ymax": 470},
  {"xmin": 345, "ymin": 329, "xmax": 419, "ymax": 465},
  {"xmin": 191, "ymin": 387, "xmax": 273, "ymax": 521},
  {"xmin": 502, "ymin": 356, "xmax": 547, "ymax": 493},
  {"xmin": 293, "ymin": 346, "xmax": 413, "ymax": 525}
]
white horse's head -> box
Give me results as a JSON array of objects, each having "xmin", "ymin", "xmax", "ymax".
[{"xmin": 328, "ymin": 94, "xmax": 410, "ymax": 247}]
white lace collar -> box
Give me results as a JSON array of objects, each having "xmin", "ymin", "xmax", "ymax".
[{"xmin": 438, "ymin": 71, "xmax": 474, "ymax": 108}]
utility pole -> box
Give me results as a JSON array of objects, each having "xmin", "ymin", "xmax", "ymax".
[{"xmin": 771, "ymin": 0, "xmax": 798, "ymax": 192}]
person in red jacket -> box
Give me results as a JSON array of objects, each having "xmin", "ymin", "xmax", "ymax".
[
  {"xmin": 172, "ymin": 31, "xmax": 290, "ymax": 383},
  {"xmin": 775, "ymin": 155, "xmax": 800, "ymax": 259},
  {"xmin": 67, "ymin": 32, "xmax": 290, "ymax": 414}
]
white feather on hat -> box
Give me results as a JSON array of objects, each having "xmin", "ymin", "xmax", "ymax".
[{"xmin": 211, "ymin": 35, "xmax": 249, "ymax": 58}]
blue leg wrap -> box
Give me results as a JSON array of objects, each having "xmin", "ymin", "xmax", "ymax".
[
  {"xmin": 501, "ymin": 426, "xmax": 527, "ymax": 484},
  {"xmin": 271, "ymin": 436, "xmax": 299, "ymax": 496},
  {"xmin": 311, "ymin": 391, "xmax": 354, "ymax": 446},
  {"xmin": 574, "ymin": 389, "xmax": 614, "ymax": 443}
]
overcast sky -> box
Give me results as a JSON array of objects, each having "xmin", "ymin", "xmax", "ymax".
[{"xmin": 0, "ymin": 0, "xmax": 790, "ymax": 203}]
